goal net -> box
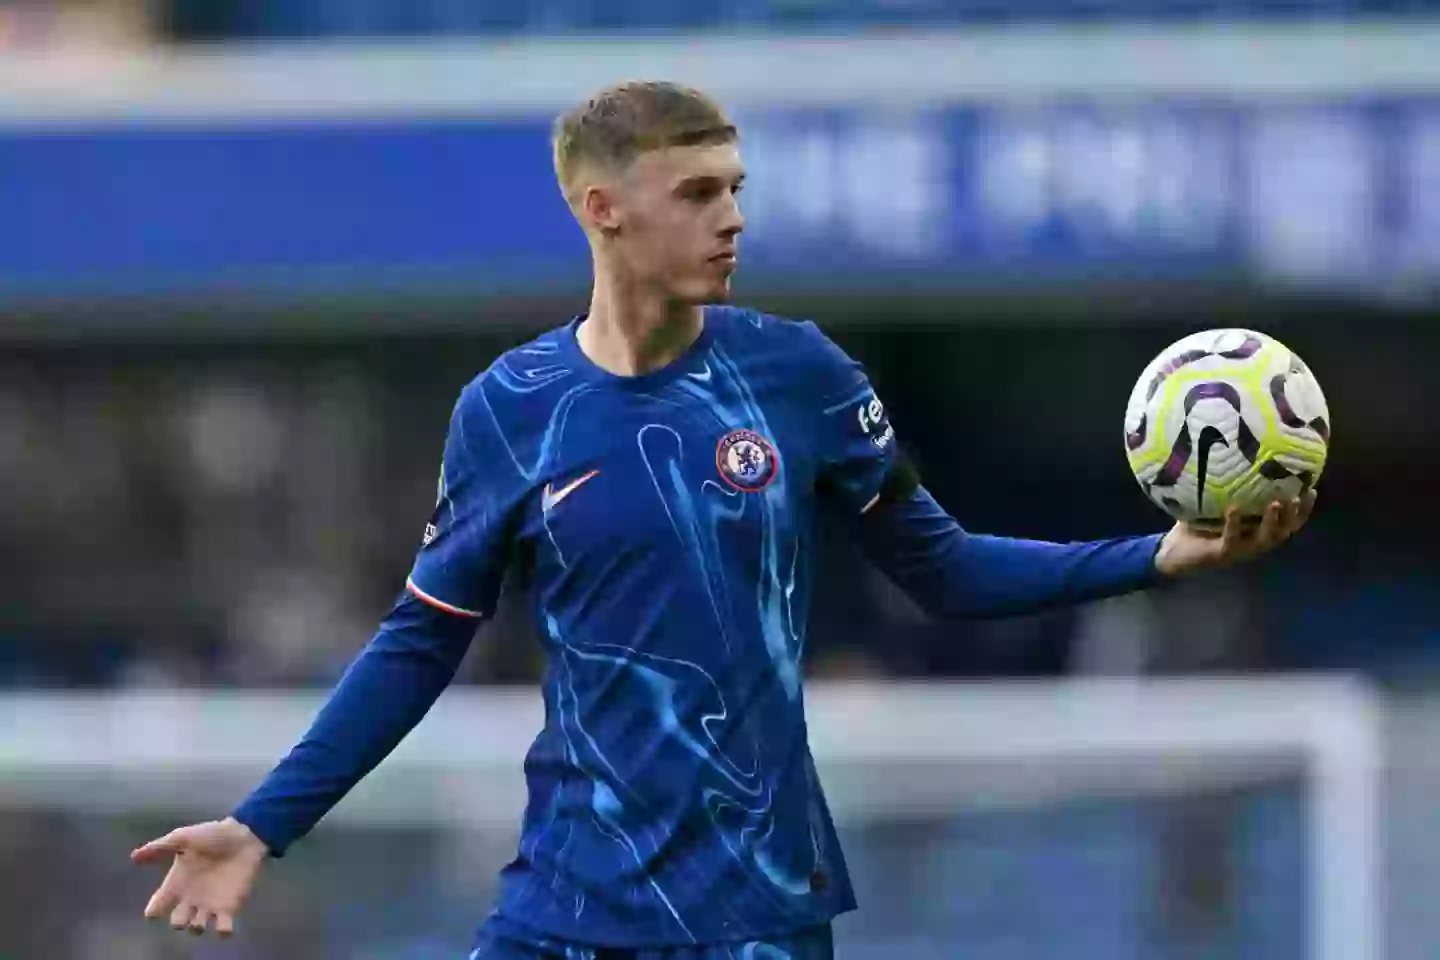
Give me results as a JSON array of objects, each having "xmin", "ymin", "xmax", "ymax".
[{"xmin": 0, "ymin": 677, "xmax": 1381, "ymax": 960}]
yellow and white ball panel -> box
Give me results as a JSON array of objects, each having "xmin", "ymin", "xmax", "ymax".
[{"xmin": 1123, "ymin": 328, "xmax": 1330, "ymax": 526}]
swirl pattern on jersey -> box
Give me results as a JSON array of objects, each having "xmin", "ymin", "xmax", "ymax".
[{"xmin": 474, "ymin": 316, "xmax": 848, "ymax": 949}]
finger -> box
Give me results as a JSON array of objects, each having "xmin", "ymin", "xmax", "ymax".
[
  {"xmin": 1220, "ymin": 506, "xmax": 1243, "ymax": 554},
  {"xmin": 188, "ymin": 910, "xmax": 212, "ymax": 937},
  {"xmin": 1256, "ymin": 500, "xmax": 1284, "ymax": 548},
  {"xmin": 1280, "ymin": 497, "xmax": 1303, "ymax": 539},
  {"xmin": 132, "ymin": 828, "xmax": 189, "ymax": 864},
  {"xmin": 144, "ymin": 881, "xmax": 180, "ymax": 921},
  {"xmin": 1296, "ymin": 487, "xmax": 1318, "ymax": 527},
  {"xmin": 170, "ymin": 901, "xmax": 197, "ymax": 932},
  {"xmin": 215, "ymin": 912, "xmax": 236, "ymax": 939}
]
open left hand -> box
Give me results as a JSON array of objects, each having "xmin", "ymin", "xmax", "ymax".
[{"xmin": 1153, "ymin": 489, "xmax": 1317, "ymax": 578}]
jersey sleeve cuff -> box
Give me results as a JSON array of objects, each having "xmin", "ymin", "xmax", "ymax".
[
  {"xmin": 1140, "ymin": 532, "xmax": 1171, "ymax": 587},
  {"xmin": 405, "ymin": 576, "xmax": 488, "ymax": 619},
  {"xmin": 230, "ymin": 804, "xmax": 289, "ymax": 859}
]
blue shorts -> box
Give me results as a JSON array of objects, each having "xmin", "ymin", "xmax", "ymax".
[{"xmin": 469, "ymin": 923, "xmax": 834, "ymax": 960}]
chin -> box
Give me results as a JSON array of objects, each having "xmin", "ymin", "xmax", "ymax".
[
  {"xmin": 704, "ymin": 277, "xmax": 734, "ymax": 303},
  {"xmin": 674, "ymin": 282, "xmax": 731, "ymax": 306}
]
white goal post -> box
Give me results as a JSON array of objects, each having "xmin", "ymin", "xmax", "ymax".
[{"xmin": 0, "ymin": 675, "xmax": 1382, "ymax": 960}]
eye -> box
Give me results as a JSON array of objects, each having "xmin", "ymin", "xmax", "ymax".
[
  {"xmin": 677, "ymin": 178, "xmax": 743, "ymax": 203},
  {"xmin": 679, "ymin": 183, "xmax": 716, "ymax": 203}
]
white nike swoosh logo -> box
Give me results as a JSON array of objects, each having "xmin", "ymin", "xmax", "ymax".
[
  {"xmin": 542, "ymin": 469, "xmax": 600, "ymax": 513},
  {"xmin": 690, "ymin": 362, "xmax": 712, "ymax": 383}
]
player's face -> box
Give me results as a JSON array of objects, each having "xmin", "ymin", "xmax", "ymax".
[{"xmin": 613, "ymin": 143, "xmax": 745, "ymax": 304}]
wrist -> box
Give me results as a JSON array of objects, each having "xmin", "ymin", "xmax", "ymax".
[
  {"xmin": 1152, "ymin": 528, "xmax": 1182, "ymax": 579},
  {"xmin": 223, "ymin": 816, "xmax": 271, "ymax": 860}
]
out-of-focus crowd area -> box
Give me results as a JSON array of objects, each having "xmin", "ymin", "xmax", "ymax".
[{"xmin": 3, "ymin": 312, "xmax": 1437, "ymax": 693}]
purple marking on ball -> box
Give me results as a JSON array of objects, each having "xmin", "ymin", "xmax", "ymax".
[
  {"xmin": 1235, "ymin": 417, "xmax": 1261, "ymax": 463},
  {"xmin": 1146, "ymin": 349, "xmax": 1211, "ymax": 402},
  {"xmin": 1144, "ymin": 336, "xmax": 1261, "ymax": 405},
  {"xmin": 1184, "ymin": 381, "xmax": 1243, "ymax": 416},
  {"xmin": 1126, "ymin": 413, "xmax": 1149, "ymax": 450},
  {"xmin": 1152, "ymin": 424, "xmax": 1193, "ymax": 488},
  {"xmin": 1269, "ymin": 373, "xmax": 1331, "ymax": 445},
  {"xmin": 1216, "ymin": 334, "xmax": 1263, "ymax": 360},
  {"xmin": 1258, "ymin": 461, "xmax": 1317, "ymax": 493},
  {"xmin": 1182, "ymin": 381, "xmax": 1260, "ymax": 462},
  {"xmin": 1270, "ymin": 374, "xmax": 1305, "ymax": 427},
  {"xmin": 1259, "ymin": 459, "xmax": 1293, "ymax": 480}
]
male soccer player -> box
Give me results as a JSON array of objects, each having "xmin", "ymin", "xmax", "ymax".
[{"xmin": 132, "ymin": 81, "xmax": 1314, "ymax": 958}]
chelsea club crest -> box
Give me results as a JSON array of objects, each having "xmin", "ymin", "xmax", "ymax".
[{"xmin": 715, "ymin": 429, "xmax": 779, "ymax": 493}]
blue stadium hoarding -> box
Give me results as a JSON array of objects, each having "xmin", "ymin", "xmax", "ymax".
[
  {"xmin": 177, "ymin": 0, "xmax": 1440, "ymax": 38},
  {"xmin": 1, "ymin": 98, "xmax": 1437, "ymax": 302}
]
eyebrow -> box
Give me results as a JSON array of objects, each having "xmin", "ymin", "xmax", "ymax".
[{"xmin": 675, "ymin": 172, "xmax": 746, "ymax": 189}]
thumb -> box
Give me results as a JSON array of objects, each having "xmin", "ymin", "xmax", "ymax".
[{"xmin": 130, "ymin": 826, "xmax": 196, "ymax": 864}]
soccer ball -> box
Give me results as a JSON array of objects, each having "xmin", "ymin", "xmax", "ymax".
[{"xmin": 1123, "ymin": 329, "xmax": 1330, "ymax": 529}]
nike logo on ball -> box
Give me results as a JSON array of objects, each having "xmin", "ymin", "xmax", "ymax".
[
  {"xmin": 1194, "ymin": 426, "xmax": 1229, "ymax": 515},
  {"xmin": 542, "ymin": 469, "xmax": 600, "ymax": 514}
]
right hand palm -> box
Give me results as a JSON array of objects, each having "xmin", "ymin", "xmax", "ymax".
[{"xmin": 131, "ymin": 817, "xmax": 268, "ymax": 938}]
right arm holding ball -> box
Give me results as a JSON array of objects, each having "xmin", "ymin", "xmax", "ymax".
[
  {"xmin": 814, "ymin": 325, "xmax": 1319, "ymax": 618},
  {"xmin": 839, "ymin": 464, "xmax": 1312, "ymax": 623}
]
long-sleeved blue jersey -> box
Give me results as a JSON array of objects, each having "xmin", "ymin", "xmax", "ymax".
[{"xmin": 232, "ymin": 307, "xmax": 1165, "ymax": 949}]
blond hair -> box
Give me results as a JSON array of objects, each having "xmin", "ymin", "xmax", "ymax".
[{"xmin": 552, "ymin": 81, "xmax": 737, "ymax": 206}]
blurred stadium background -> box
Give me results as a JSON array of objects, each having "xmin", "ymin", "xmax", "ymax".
[{"xmin": 2, "ymin": 1, "xmax": 1438, "ymax": 958}]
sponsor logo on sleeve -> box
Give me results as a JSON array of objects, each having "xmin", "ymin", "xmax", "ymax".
[{"xmin": 856, "ymin": 394, "xmax": 894, "ymax": 449}]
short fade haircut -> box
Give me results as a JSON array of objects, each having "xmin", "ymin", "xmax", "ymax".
[{"xmin": 552, "ymin": 81, "xmax": 737, "ymax": 207}]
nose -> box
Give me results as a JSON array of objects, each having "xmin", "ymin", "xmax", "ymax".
[{"xmin": 720, "ymin": 192, "xmax": 744, "ymax": 238}]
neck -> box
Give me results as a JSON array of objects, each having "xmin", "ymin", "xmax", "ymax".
[{"xmin": 578, "ymin": 269, "xmax": 705, "ymax": 377}]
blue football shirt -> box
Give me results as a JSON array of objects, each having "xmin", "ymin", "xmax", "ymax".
[
  {"xmin": 230, "ymin": 305, "xmax": 1167, "ymax": 951},
  {"xmin": 407, "ymin": 306, "xmax": 893, "ymax": 946}
]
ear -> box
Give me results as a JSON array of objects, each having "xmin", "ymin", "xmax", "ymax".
[{"xmin": 581, "ymin": 182, "xmax": 622, "ymax": 236}]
